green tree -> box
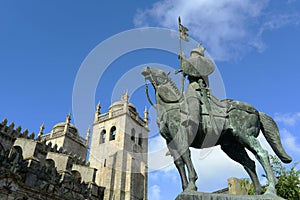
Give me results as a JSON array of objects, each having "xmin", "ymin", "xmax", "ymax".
[
  {"xmin": 270, "ymin": 155, "xmax": 300, "ymax": 200},
  {"xmin": 245, "ymin": 156, "xmax": 300, "ymax": 199}
]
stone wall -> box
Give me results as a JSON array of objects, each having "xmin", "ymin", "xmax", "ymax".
[
  {"xmin": 228, "ymin": 177, "xmax": 250, "ymax": 195},
  {"xmin": 0, "ymin": 118, "xmax": 104, "ymax": 200}
]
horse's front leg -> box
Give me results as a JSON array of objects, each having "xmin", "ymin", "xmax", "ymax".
[
  {"xmin": 174, "ymin": 157, "xmax": 188, "ymax": 190},
  {"xmin": 181, "ymin": 149, "xmax": 198, "ymax": 191},
  {"xmin": 169, "ymin": 142, "xmax": 197, "ymax": 191},
  {"xmin": 170, "ymin": 125, "xmax": 198, "ymax": 191},
  {"xmin": 168, "ymin": 145, "xmax": 189, "ymax": 191}
]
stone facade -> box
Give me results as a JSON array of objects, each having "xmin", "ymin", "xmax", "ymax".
[
  {"xmin": 0, "ymin": 92, "xmax": 148, "ymax": 200},
  {"xmin": 89, "ymin": 92, "xmax": 149, "ymax": 200},
  {"xmin": 213, "ymin": 177, "xmax": 251, "ymax": 195},
  {"xmin": 40, "ymin": 114, "xmax": 89, "ymax": 161},
  {"xmin": 227, "ymin": 177, "xmax": 249, "ymax": 195}
]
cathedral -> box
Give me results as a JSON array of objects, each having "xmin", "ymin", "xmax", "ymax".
[{"xmin": 0, "ymin": 92, "xmax": 149, "ymax": 200}]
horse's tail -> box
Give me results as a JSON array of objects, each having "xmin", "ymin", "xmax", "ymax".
[{"xmin": 259, "ymin": 112, "xmax": 292, "ymax": 163}]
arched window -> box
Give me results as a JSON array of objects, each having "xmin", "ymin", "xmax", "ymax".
[
  {"xmin": 131, "ymin": 128, "xmax": 135, "ymax": 141},
  {"xmin": 109, "ymin": 126, "xmax": 116, "ymax": 141},
  {"xmin": 71, "ymin": 170, "xmax": 82, "ymax": 182},
  {"xmin": 100, "ymin": 130, "xmax": 106, "ymax": 144},
  {"xmin": 9, "ymin": 146, "xmax": 23, "ymax": 160},
  {"xmin": 45, "ymin": 159, "xmax": 55, "ymax": 169},
  {"xmin": 138, "ymin": 133, "xmax": 143, "ymax": 146}
]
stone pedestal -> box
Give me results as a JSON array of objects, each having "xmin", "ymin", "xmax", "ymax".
[{"xmin": 176, "ymin": 191, "xmax": 285, "ymax": 200}]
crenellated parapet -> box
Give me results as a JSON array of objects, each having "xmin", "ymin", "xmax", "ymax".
[
  {"xmin": 0, "ymin": 145, "xmax": 104, "ymax": 199},
  {"xmin": 0, "ymin": 119, "xmax": 35, "ymax": 149},
  {"xmin": 0, "ymin": 119, "xmax": 37, "ymax": 159},
  {"xmin": 0, "ymin": 118, "xmax": 104, "ymax": 200}
]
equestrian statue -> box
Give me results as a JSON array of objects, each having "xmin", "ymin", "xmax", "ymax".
[{"xmin": 141, "ymin": 18, "xmax": 292, "ymax": 197}]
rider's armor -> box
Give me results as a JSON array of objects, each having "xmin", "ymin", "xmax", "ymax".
[
  {"xmin": 180, "ymin": 44, "xmax": 220, "ymax": 138},
  {"xmin": 181, "ymin": 44, "xmax": 215, "ymax": 80}
]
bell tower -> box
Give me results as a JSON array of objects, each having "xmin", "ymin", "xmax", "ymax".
[
  {"xmin": 89, "ymin": 92, "xmax": 149, "ymax": 200},
  {"xmin": 40, "ymin": 113, "xmax": 89, "ymax": 161}
]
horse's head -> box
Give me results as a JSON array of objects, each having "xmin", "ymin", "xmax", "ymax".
[
  {"xmin": 142, "ymin": 66, "xmax": 181, "ymax": 103},
  {"xmin": 141, "ymin": 66, "xmax": 170, "ymax": 89}
]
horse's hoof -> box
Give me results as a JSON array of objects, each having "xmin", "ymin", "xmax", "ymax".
[
  {"xmin": 263, "ymin": 186, "xmax": 277, "ymax": 196},
  {"xmin": 254, "ymin": 187, "xmax": 264, "ymax": 195},
  {"xmin": 254, "ymin": 191, "xmax": 264, "ymax": 195},
  {"xmin": 184, "ymin": 183, "xmax": 197, "ymax": 192}
]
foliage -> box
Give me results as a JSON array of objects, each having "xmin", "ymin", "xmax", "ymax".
[
  {"xmin": 245, "ymin": 155, "xmax": 300, "ymax": 199},
  {"xmin": 239, "ymin": 178, "xmax": 253, "ymax": 195},
  {"xmin": 244, "ymin": 179, "xmax": 266, "ymax": 195},
  {"xmin": 246, "ymin": 180, "xmax": 254, "ymax": 195},
  {"xmin": 270, "ymin": 155, "xmax": 300, "ymax": 200}
]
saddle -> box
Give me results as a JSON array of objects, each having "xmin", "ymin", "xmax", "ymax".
[
  {"xmin": 201, "ymin": 95, "xmax": 258, "ymax": 119},
  {"xmin": 191, "ymin": 93, "xmax": 258, "ymax": 148},
  {"xmin": 183, "ymin": 91, "xmax": 228, "ymax": 148},
  {"xmin": 205, "ymin": 94, "xmax": 227, "ymax": 118},
  {"xmin": 224, "ymin": 99, "xmax": 258, "ymax": 115}
]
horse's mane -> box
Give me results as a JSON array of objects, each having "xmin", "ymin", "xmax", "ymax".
[
  {"xmin": 157, "ymin": 74, "xmax": 182, "ymax": 103},
  {"xmin": 167, "ymin": 75, "xmax": 180, "ymax": 96}
]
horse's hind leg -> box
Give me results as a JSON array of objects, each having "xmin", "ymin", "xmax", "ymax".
[
  {"xmin": 241, "ymin": 136, "xmax": 277, "ymax": 195},
  {"xmin": 221, "ymin": 143, "xmax": 263, "ymax": 195}
]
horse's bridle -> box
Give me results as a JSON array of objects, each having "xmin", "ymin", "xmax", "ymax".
[{"xmin": 145, "ymin": 80, "xmax": 156, "ymax": 109}]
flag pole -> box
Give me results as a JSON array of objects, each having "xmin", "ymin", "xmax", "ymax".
[
  {"xmin": 178, "ymin": 16, "xmax": 184, "ymax": 95},
  {"xmin": 178, "ymin": 17, "xmax": 183, "ymax": 58}
]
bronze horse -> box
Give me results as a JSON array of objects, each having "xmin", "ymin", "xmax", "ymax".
[{"xmin": 142, "ymin": 66, "xmax": 292, "ymax": 196}]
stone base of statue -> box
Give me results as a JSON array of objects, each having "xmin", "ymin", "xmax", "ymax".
[{"xmin": 175, "ymin": 191, "xmax": 285, "ymax": 200}]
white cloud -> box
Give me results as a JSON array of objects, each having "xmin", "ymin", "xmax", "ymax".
[
  {"xmin": 149, "ymin": 165, "xmax": 178, "ymax": 182},
  {"xmin": 253, "ymin": 13, "xmax": 300, "ymax": 51},
  {"xmin": 134, "ymin": 0, "xmax": 300, "ymax": 61},
  {"xmin": 149, "ymin": 185, "xmax": 161, "ymax": 200},
  {"xmin": 274, "ymin": 112, "xmax": 300, "ymax": 126},
  {"xmin": 191, "ymin": 147, "xmax": 247, "ymax": 191},
  {"xmin": 148, "ymin": 135, "xmax": 175, "ymax": 172},
  {"xmin": 281, "ymin": 128, "xmax": 300, "ymax": 154}
]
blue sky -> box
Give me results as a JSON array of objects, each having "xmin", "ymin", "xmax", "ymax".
[{"xmin": 1, "ymin": 1, "xmax": 300, "ymax": 199}]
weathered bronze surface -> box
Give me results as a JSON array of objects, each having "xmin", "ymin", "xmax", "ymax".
[{"xmin": 142, "ymin": 62, "xmax": 292, "ymax": 198}]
